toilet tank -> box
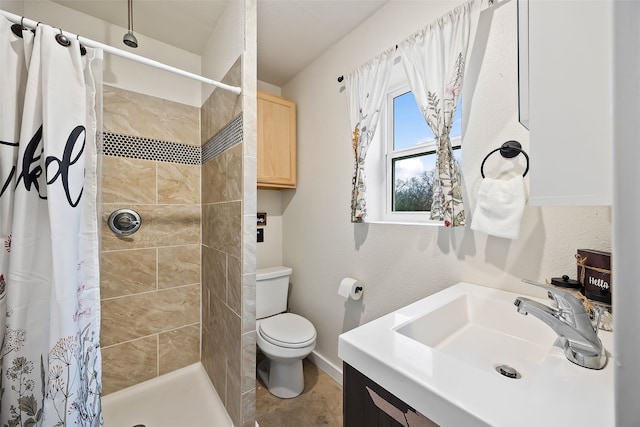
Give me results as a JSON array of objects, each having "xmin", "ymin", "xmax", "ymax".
[{"xmin": 256, "ymin": 266, "xmax": 293, "ymax": 320}]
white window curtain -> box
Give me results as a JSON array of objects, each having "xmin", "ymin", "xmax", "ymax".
[
  {"xmin": 346, "ymin": 48, "xmax": 395, "ymax": 223},
  {"xmin": 400, "ymin": 0, "xmax": 480, "ymax": 227},
  {"xmin": 1, "ymin": 16, "xmax": 103, "ymax": 426}
]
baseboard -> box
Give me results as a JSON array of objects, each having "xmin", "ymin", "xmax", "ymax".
[{"xmin": 307, "ymin": 350, "xmax": 343, "ymax": 386}]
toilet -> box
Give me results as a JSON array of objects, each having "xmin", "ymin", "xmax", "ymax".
[{"xmin": 256, "ymin": 266, "xmax": 316, "ymax": 399}]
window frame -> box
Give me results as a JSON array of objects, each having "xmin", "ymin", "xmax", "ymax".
[{"xmin": 383, "ymin": 84, "xmax": 462, "ymax": 224}]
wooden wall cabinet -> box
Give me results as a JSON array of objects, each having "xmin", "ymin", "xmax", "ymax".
[
  {"xmin": 257, "ymin": 90, "xmax": 297, "ymax": 189},
  {"xmin": 527, "ymin": 0, "xmax": 613, "ymax": 205}
]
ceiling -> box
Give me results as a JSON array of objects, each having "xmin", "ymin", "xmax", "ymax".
[{"xmin": 50, "ymin": 0, "xmax": 388, "ymax": 86}]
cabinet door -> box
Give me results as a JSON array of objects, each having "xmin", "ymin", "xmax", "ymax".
[
  {"xmin": 257, "ymin": 91, "xmax": 297, "ymax": 188},
  {"xmin": 343, "ymin": 363, "xmax": 439, "ymax": 427},
  {"xmin": 528, "ymin": 0, "xmax": 612, "ymax": 205}
]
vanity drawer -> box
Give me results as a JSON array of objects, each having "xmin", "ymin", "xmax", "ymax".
[{"xmin": 343, "ymin": 363, "xmax": 439, "ymax": 427}]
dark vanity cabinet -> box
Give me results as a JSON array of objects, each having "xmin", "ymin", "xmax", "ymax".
[{"xmin": 343, "ymin": 363, "xmax": 439, "ymax": 427}]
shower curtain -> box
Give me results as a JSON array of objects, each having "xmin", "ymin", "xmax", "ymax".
[{"xmin": 0, "ymin": 16, "xmax": 103, "ymax": 427}]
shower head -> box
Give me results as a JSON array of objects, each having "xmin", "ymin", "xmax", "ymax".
[
  {"xmin": 123, "ymin": 0, "xmax": 138, "ymax": 48},
  {"xmin": 123, "ymin": 31, "xmax": 138, "ymax": 48}
]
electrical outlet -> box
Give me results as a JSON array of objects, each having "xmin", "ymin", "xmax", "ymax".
[{"xmin": 257, "ymin": 228, "xmax": 264, "ymax": 243}]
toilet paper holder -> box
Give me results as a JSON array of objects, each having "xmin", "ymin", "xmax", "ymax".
[{"xmin": 338, "ymin": 277, "xmax": 364, "ymax": 300}]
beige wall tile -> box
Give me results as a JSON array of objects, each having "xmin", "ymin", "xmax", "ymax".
[
  {"xmin": 226, "ymin": 367, "xmax": 241, "ymax": 427},
  {"xmin": 101, "ymin": 248, "xmax": 157, "ymax": 299},
  {"xmin": 241, "ymin": 388, "xmax": 256, "ymax": 427},
  {"xmin": 242, "ymin": 215, "xmax": 257, "ymax": 277},
  {"xmin": 158, "ymin": 324, "xmax": 201, "ymax": 375},
  {"xmin": 201, "ymin": 321, "xmax": 226, "ymax": 397},
  {"xmin": 201, "ymin": 59, "xmax": 242, "ymax": 144},
  {"xmin": 242, "ymin": 154, "xmax": 256, "ymax": 215},
  {"xmin": 158, "ymin": 245, "xmax": 200, "ymax": 289},
  {"xmin": 146, "ymin": 205, "xmax": 201, "ymax": 247},
  {"xmin": 101, "ymin": 336, "xmax": 157, "ymax": 395},
  {"xmin": 242, "ymin": 273, "xmax": 256, "ymax": 334},
  {"xmin": 202, "ymin": 246, "xmax": 227, "ymax": 304},
  {"xmin": 101, "ymin": 284, "xmax": 200, "ymax": 347},
  {"xmin": 202, "ymin": 154, "xmax": 225, "ymax": 204},
  {"xmin": 202, "ymin": 201, "xmax": 241, "ymax": 257},
  {"xmin": 158, "ymin": 163, "xmax": 200, "ymax": 205},
  {"xmin": 200, "ymin": 58, "xmax": 247, "ymax": 423},
  {"xmin": 227, "ymin": 255, "xmax": 242, "ymax": 315},
  {"xmin": 201, "ymin": 144, "xmax": 243, "ymax": 205},
  {"xmin": 102, "ymin": 156, "xmax": 156, "ymax": 204},
  {"xmin": 218, "ymin": 300, "xmax": 242, "ymax": 427},
  {"xmin": 104, "ymin": 85, "xmax": 199, "ymax": 146},
  {"xmin": 102, "ymin": 204, "xmax": 201, "ymax": 251},
  {"xmin": 241, "ymin": 331, "xmax": 256, "ymax": 393},
  {"xmin": 226, "ymin": 144, "xmax": 243, "ymax": 202},
  {"xmin": 201, "ymin": 292, "xmax": 241, "ymax": 419}
]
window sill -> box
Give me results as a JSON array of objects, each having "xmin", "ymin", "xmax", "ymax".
[{"xmin": 362, "ymin": 220, "xmax": 445, "ymax": 227}]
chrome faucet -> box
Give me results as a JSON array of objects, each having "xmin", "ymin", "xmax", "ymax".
[{"xmin": 514, "ymin": 279, "xmax": 607, "ymax": 370}]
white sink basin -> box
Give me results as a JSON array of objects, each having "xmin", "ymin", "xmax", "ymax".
[
  {"xmin": 394, "ymin": 291, "xmax": 558, "ymax": 380},
  {"xmin": 338, "ymin": 282, "xmax": 614, "ymax": 427}
]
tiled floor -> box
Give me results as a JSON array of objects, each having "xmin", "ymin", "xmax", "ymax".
[{"xmin": 256, "ymin": 358, "xmax": 343, "ymax": 427}]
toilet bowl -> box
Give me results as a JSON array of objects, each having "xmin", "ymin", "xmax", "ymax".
[
  {"xmin": 256, "ymin": 312, "xmax": 316, "ymax": 398},
  {"xmin": 256, "ymin": 267, "xmax": 317, "ymax": 399}
]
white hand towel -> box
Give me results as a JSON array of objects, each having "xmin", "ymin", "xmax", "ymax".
[{"xmin": 471, "ymin": 176, "xmax": 526, "ymax": 240}]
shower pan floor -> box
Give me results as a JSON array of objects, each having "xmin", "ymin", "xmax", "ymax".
[{"xmin": 102, "ymin": 362, "xmax": 232, "ymax": 427}]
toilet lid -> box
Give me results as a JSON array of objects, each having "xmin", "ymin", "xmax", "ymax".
[{"xmin": 259, "ymin": 313, "xmax": 316, "ymax": 348}]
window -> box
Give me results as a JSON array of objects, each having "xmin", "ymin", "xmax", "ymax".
[{"xmin": 384, "ymin": 86, "xmax": 462, "ymax": 223}]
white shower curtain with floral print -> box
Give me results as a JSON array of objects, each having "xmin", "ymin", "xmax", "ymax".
[
  {"xmin": 0, "ymin": 16, "xmax": 103, "ymax": 427},
  {"xmin": 400, "ymin": 0, "xmax": 480, "ymax": 227}
]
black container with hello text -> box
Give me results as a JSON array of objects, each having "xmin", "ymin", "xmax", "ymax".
[{"xmin": 577, "ymin": 249, "xmax": 612, "ymax": 305}]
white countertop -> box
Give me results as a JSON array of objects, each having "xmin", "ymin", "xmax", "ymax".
[{"xmin": 338, "ymin": 282, "xmax": 614, "ymax": 427}]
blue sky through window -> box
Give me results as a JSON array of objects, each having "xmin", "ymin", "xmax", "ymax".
[
  {"xmin": 393, "ymin": 91, "xmax": 462, "ymax": 150},
  {"xmin": 392, "ymin": 91, "xmax": 462, "ymax": 182}
]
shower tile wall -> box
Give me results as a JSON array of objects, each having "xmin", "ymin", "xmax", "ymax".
[
  {"xmin": 200, "ymin": 58, "xmax": 256, "ymax": 427},
  {"xmin": 100, "ymin": 86, "xmax": 202, "ymax": 395}
]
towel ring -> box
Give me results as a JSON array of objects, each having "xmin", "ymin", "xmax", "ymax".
[{"xmin": 480, "ymin": 140, "xmax": 529, "ymax": 178}]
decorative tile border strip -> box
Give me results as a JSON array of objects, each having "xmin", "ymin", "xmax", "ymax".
[
  {"xmin": 102, "ymin": 115, "xmax": 243, "ymax": 165},
  {"xmin": 202, "ymin": 114, "xmax": 243, "ymax": 164},
  {"xmin": 102, "ymin": 133, "xmax": 201, "ymax": 165}
]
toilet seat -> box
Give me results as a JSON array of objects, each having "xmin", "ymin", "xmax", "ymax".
[{"xmin": 258, "ymin": 313, "xmax": 316, "ymax": 349}]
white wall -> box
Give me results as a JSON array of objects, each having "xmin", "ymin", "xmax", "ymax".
[
  {"xmin": 256, "ymin": 80, "xmax": 284, "ymax": 269},
  {"xmin": 257, "ymin": 80, "xmax": 281, "ymax": 96},
  {"xmin": 280, "ymin": 0, "xmax": 611, "ymax": 371},
  {"xmin": 256, "ymin": 190, "xmax": 284, "ymax": 268},
  {"xmin": 201, "ymin": 0, "xmax": 244, "ymax": 104},
  {"xmin": 4, "ymin": 0, "xmax": 248, "ymax": 107},
  {"xmin": 1, "ymin": 1, "xmax": 23, "ymax": 16},
  {"xmin": 10, "ymin": 0, "xmax": 202, "ymax": 106}
]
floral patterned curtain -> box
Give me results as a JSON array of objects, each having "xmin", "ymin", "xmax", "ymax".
[
  {"xmin": 399, "ymin": 0, "xmax": 480, "ymax": 227},
  {"xmin": 1, "ymin": 16, "xmax": 103, "ymax": 426},
  {"xmin": 346, "ymin": 49, "xmax": 394, "ymax": 223}
]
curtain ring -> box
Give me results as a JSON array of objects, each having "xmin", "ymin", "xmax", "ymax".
[
  {"xmin": 11, "ymin": 21, "xmax": 24, "ymax": 38},
  {"xmin": 55, "ymin": 28, "xmax": 71, "ymax": 47},
  {"xmin": 77, "ymin": 35, "xmax": 87, "ymax": 56}
]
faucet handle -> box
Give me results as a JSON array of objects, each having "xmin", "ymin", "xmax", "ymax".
[{"xmin": 521, "ymin": 279, "xmax": 587, "ymax": 316}]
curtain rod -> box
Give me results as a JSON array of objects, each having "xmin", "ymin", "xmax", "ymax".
[
  {"xmin": 0, "ymin": 9, "xmax": 242, "ymax": 96},
  {"xmin": 335, "ymin": 0, "xmax": 495, "ymax": 83}
]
